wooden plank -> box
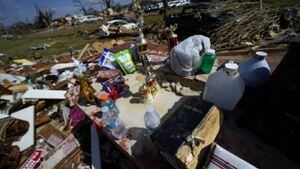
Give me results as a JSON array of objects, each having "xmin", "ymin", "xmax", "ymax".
[
  {"xmin": 77, "ymin": 43, "xmax": 90, "ymax": 60},
  {"xmin": 22, "ymin": 89, "xmax": 66, "ymax": 100},
  {"xmin": 217, "ymin": 47, "xmax": 288, "ymax": 56}
]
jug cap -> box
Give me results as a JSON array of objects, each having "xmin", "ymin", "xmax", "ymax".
[
  {"xmin": 225, "ymin": 62, "xmax": 238, "ymax": 76},
  {"xmin": 99, "ymin": 93, "xmax": 109, "ymax": 101},
  {"xmin": 254, "ymin": 51, "xmax": 267, "ymax": 60},
  {"xmin": 206, "ymin": 49, "xmax": 216, "ymax": 55}
]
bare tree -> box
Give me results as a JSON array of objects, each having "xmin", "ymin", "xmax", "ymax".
[
  {"xmin": 73, "ymin": 0, "xmax": 89, "ymax": 15},
  {"xmin": 0, "ymin": 16, "xmax": 4, "ymax": 35},
  {"xmin": 73, "ymin": 0, "xmax": 114, "ymax": 13},
  {"xmin": 34, "ymin": 5, "xmax": 54, "ymax": 29}
]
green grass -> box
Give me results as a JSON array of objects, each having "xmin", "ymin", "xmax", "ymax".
[{"xmin": 0, "ymin": 22, "xmax": 105, "ymax": 60}]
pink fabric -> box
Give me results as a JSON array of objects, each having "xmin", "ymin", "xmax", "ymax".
[{"xmin": 69, "ymin": 106, "xmax": 85, "ymax": 127}]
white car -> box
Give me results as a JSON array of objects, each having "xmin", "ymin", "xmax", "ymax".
[
  {"xmin": 75, "ymin": 14, "xmax": 103, "ymax": 24},
  {"xmin": 100, "ymin": 19, "xmax": 138, "ymax": 37},
  {"xmin": 106, "ymin": 20, "xmax": 137, "ymax": 30},
  {"xmin": 176, "ymin": 0, "xmax": 190, "ymax": 7}
]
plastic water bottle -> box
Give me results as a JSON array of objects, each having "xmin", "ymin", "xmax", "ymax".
[
  {"xmin": 101, "ymin": 106, "xmax": 127, "ymax": 139},
  {"xmin": 144, "ymin": 107, "xmax": 160, "ymax": 131},
  {"xmin": 238, "ymin": 51, "xmax": 271, "ymax": 88},
  {"xmin": 198, "ymin": 49, "xmax": 216, "ymax": 74},
  {"xmin": 203, "ymin": 62, "xmax": 245, "ymax": 111},
  {"xmin": 99, "ymin": 93, "xmax": 119, "ymax": 115}
]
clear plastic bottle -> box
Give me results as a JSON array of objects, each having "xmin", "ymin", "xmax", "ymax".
[
  {"xmin": 99, "ymin": 93, "xmax": 120, "ymax": 115},
  {"xmin": 144, "ymin": 107, "xmax": 161, "ymax": 131},
  {"xmin": 101, "ymin": 106, "xmax": 127, "ymax": 139}
]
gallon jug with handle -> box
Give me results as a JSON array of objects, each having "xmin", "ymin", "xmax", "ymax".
[
  {"xmin": 238, "ymin": 51, "xmax": 271, "ymax": 88},
  {"xmin": 203, "ymin": 62, "xmax": 245, "ymax": 111}
]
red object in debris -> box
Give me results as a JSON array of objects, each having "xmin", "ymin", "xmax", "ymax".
[
  {"xmin": 20, "ymin": 149, "xmax": 43, "ymax": 169},
  {"xmin": 109, "ymin": 87, "xmax": 118, "ymax": 103}
]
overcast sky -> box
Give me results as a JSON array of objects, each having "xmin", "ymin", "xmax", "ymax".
[{"xmin": 0, "ymin": 0, "xmax": 131, "ymax": 26}]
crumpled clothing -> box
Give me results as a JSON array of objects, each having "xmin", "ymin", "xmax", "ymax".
[{"xmin": 69, "ymin": 106, "xmax": 86, "ymax": 127}]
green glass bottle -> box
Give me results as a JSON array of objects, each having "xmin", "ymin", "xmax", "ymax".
[{"xmin": 199, "ymin": 49, "xmax": 216, "ymax": 74}]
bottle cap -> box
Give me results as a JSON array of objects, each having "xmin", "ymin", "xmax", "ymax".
[
  {"xmin": 146, "ymin": 107, "xmax": 154, "ymax": 113},
  {"xmin": 99, "ymin": 93, "xmax": 108, "ymax": 101},
  {"xmin": 254, "ymin": 51, "xmax": 267, "ymax": 60},
  {"xmin": 102, "ymin": 106, "xmax": 109, "ymax": 112},
  {"xmin": 206, "ymin": 49, "xmax": 216, "ymax": 56},
  {"xmin": 225, "ymin": 62, "xmax": 238, "ymax": 76}
]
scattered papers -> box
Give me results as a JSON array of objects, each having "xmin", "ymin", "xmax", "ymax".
[
  {"xmin": 43, "ymin": 134, "xmax": 80, "ymax": 168},
  {"xmin": 0, "ymin": 73, "xmax": 26, "ymax": 85}
]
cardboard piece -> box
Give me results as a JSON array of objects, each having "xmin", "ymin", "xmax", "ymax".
[
  {"xmin": 11, "ymin": 105, "xmax": 35, "ymax": 151},
  {"xmin": 22, "ymin": 89, "xmax": 66, "ymax": 100},
  {"xmin": 39, "ymin": 123, "xmax": 67, "ymax": 148},
  {"xmin": 43, "ymin": 134, "xmax": 80, "ymax": 168},
  {"xmin": 206, "ymin": 144, "xmax": 257, "ymax": 169}
]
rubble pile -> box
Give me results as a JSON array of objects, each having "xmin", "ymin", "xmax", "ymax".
[
  {"xmin": 211, "ymin": 8, "xmax": 281, "ymax": 49},
  {"xmin": 210, "ymin": 1, "xmax": 300, "ymax": 50},
  {"xmin": 144, "ymin": 20, "xmax": 168, "ymax": 44}
]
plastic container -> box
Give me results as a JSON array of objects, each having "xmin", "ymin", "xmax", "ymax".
[
  {"xmin": 144, "ymin": 107, "xmax": 161, "ymax": 131},
  {"xmin": 101, "ymin": 106, "xmax": 127, "ymax": 139},
  {"xmin": 203, "ymin": 62, "xmax": 245, "ymax": 111},
  {"xmin": 238, "ymin": 51, "xmax": 271, "ymax": 88},
  {"xmin": 198, "ymin": 49, "xmax": 216, "ymax": 74},
  {"xmin": 99, "ymin": 93, "xmax": 119, "ymax": 115}
]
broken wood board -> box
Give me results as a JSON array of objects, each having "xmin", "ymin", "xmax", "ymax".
[
  {"xmin": 77, "ymin": 43, "xmax": 90, "ymax": 60},
  {"xmin": 22, "ymin": 89, "xmax": 66, "ymax": 100},
  {"xmin": 11, "ymin": 105, "xmax": 35, "ymax": 151},
  {"xmin": 51, "ymin": 63, "xmax": 76, "ymax": 70},
  {"xmin": 217, "ymin": 47, "xmax": 288, "ymax": 56}
]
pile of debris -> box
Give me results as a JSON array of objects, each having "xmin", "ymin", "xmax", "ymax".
[
  {"xmin": 210, "ymin": 1, "xmax": 300, "ymax": 50},
  {"xmin": 211, "ymin": 8, "xmax": 281, "ymax": 49}
]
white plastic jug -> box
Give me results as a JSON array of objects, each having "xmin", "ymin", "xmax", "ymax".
[
  {"xmin": 238, "ymin": 51, "xmax": 271, "ymax": 88},
  {"xmin": 203, "ymin": 62, "xmax": 245, "ymax": 111}
]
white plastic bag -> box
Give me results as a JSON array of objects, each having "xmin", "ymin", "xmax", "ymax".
[{"xmin": 170, "ymin": 35, "xmax": 211, "ymax": 76}]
